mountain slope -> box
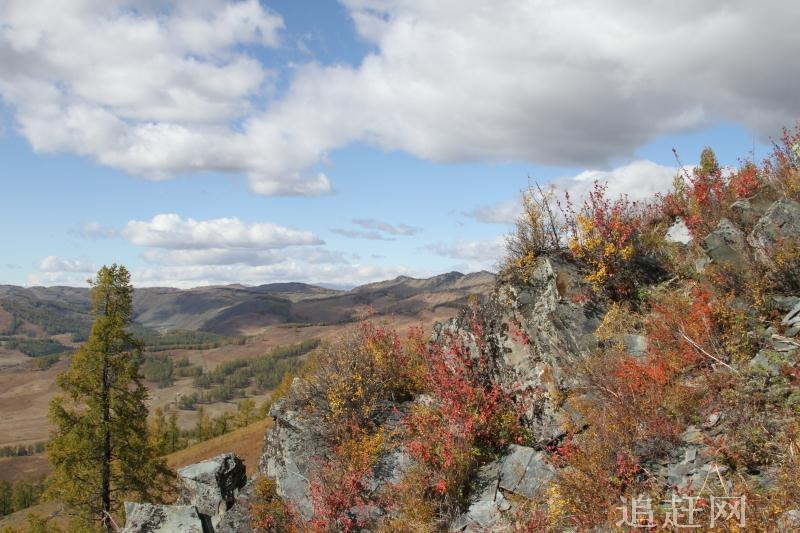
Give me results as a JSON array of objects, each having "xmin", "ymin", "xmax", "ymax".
[{"xmin": 0, "ymin": 271, "xmax": 495, "ymax": 338}]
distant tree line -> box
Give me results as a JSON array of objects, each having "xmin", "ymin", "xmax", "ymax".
[
  {"xmin": 3, "ymin": 338, "xmax": 69, "ymax": 357},
  {"xmin": 0, "ymin": 298, "xmax": 91, "ymax": 341},
  {"xmin": 0, "ymin": 442, "xmax": 46, "ymax": 457},
  {"xmin": 134, "ymin": 327, "xmax": 245, "ymax": 352},
  {"xmin": 176, "ymin": 338, "xmax": 319, "ymax": 410},
  {"xmin": 0, "ymin": 477, "xmax": 47, "ymax": 518}
]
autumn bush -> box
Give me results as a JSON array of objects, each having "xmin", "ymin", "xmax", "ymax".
[
  {"xmin": 394, "ymin": 302, "xmax": 528, "ymax": 527},
  {"xmin": 292, "ymin": 321, "xmax": 425, "ymax": 444},
  {"xmin": 564, "ymin": 181, "xmax": 670, "ymax": 301},
  {"xmin": 550, "ymin": 280, "xmax": 761, "ymax": 527},
  {"xmin": 503, "ymin": 182, "xmax": 566, "ymax": 283},
  {"xmin": 250, "ymin": 477, "xmax": 297, "ymax": 533},
  {"xmin": 503, "ymin": 179, "xmax": 671, "ymax": 302},
  {"xmin": 253, "ymin": 321, "xmax": 427, "ymax": 532}
]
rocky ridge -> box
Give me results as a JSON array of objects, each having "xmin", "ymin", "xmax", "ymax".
[{"xmin": 124, "ymin": 193, "xmax": 800, "ymax": 531}]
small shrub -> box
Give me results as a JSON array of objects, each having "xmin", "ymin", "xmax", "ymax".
[
  {"xmin": 250, "ymin": 477, "xmax": 297, "ymax": 533},
  {"xmin": 565, "ymin": 181, "xmax": 668, "ymax": 301},
  {"xmin": 503, "ymin": 182, "xmax": 566, "ymax": 283},
  {"xmin": 400, "ymin": 303, "xmax": 527, "ymax": 523}
]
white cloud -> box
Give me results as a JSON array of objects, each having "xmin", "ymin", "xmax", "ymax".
[
  {"xmin": 129, "ymin": 262, "xmax": 424, "ymax": 289},
  {"xmin": 551, "ymin": 160, "xmax": 679, "ymax": 203},
  {"xmin": 142, "ymin": 247, "xmax": 347, "ymax": 267},
  {"xmin": 79, "ymin": 221, "xmax": 117, "ymax": 239},
  {"xmin": 426, "ymin": 235, "xmax": 505, "ymax": 271},
  {"xmin": 38, "ymin": 255, "xmax": 94, "ymax": 273},
  {"xmin": 2, "ymin": 1, "xmax": 798, "ymax": 194},
  {"xmin": 331, "ymin": 228, "xmax": 394, "ymax": 241},
  {"xmin": 463, "ymin": 200, "xmax": 522, "ymax": 225},
  {"xmin": 26, "ymin": 271, "xmax": 89, "ymax": 287},
  {"xmin": 352, "ymin": 218, "xmax": 419, "ymax": 236},
  {"xmin": 120, "ymin": 214, "xmax": 322, "ymax": 249}
]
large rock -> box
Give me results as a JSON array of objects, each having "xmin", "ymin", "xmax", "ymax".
[
  {"xmin": 177, "ymin": 453, "xmax": 247, "ymax": 530},
  {"xmin": 261, "ymin": 384, "xmax": 415, "ymax": 522},
  {"xmin": 701, "ymin": 218, "xmax": 748, "ymax": 267},
  {"xmin": 748, "ymin": 198, "xmax": 800, "ymax": 260},
  {"xmin": 498, "ymin": 444, "xmax": 554, "ymax": 499},
  {"xmin": 260, "ymin": 394, "xmax": 319, "ymax": 520},
  {"xmin": 449, "ymin": 445, "xmax": 554, "ymax": 532},
  {"xmin": 121, "ymin": 503, "xmax": 205, "ymax": 533},
  {"xmin": 730, "ymin": 188, "xmax": 776, "ymax": 227},
  {"xmin": 491, "ymin": 257, "xmax": 601, "ymax": 444},
  {"xmin": 122, "ymin": 453, "xmax": 252, "ymax": 533}
]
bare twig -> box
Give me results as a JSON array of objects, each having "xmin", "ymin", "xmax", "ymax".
[{"xmin": 679, "ymin": 331, "xmax": 738, "ymax": 373}]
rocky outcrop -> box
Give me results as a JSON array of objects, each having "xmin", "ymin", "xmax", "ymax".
[
  {"xmin": 177, "ymin": 453, "xmax": 247, "ymax": 527},
  {"xmin": 450, "ymin": 444, "xmax": 555, "ymax": 532},
  {"xmin": 701, "ymin": 218, "xmax": 748, "ymax": 266},
  {"xmin": 259, "ymin": 393, "xmax": 320, "ymax": 520},
  {"xmin": 256, "ymin": 196, "xmax": 800, "ymax": 531},
  {"xmin": 748, "ymin": 198, "xmax": 800, "ymax": 259},
  {"xmin": 492, "ymin": 256, "xmax": 601, "ymax": 444},
  {"xmin": 258, "ymin": 256, "xmax": 602, "ymax": 530},
  {"xmin": 261, "ymin": 384, "xmax": 414, "ymax": 522},
  {"xmin": 121, "ymin": 503, "xmax": 204, "ymax": 533},
  {"xmin": 122, "ymin": 453, "xmax": 249, "ymax": 533}
]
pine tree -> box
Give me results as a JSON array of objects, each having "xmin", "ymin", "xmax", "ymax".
[
  {"xmin": 47, "ymin": 265, "xmax": 173, "ymax": 531},
  {"xmin": 0, "ymin": 480, "xmax": 12, "ymax": 516},
  {"xmin": 166, "ymin": 410, "xmax": 181, "ymax": 452}
]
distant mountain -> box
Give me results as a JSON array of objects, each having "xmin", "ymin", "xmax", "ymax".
[{"xmin": 0, "ymin": 272, "xmax": 495, "ymax": 337}]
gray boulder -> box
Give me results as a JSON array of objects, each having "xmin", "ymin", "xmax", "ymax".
[
  {"xmin": 121, "ymin": 503, "xmax": 204, "ymax": 533},
  {"xmin": 730, "ymin": 188, "xmax": 775, "ymax": 227},
  {"xmin": 177, "ymin": 453, "xmax": 247, "ymax": 530},
  {"xmin": 260, "ymin": 395, "xmax": 320, "ymax": 521},
  {"xmin": 748, "ymin": 198, "xmax": 800, "ymax": 261},
  {"xmin": 782, "ymin": 300, "xmax": 800, "ymax": 336},
  {"xmin": 449, "ymin": 445, "xmax": 554, "ymax": 532},
  {"xmin": 701, "ymin": 218, "xmax": 748, "ymax": 267}
]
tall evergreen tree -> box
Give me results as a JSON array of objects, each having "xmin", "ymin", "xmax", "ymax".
[{"xmin": 47, "ymin": 265, "xmax": 172, "ymax": 531}]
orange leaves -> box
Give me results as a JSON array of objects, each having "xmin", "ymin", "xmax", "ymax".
[
  {"xmin": 565, "ymin": 181, "xmax": 664, "ymax": 301},
  {"xmin": 403, "ymin": 302, "xmax": 526, "ymax": 516}
]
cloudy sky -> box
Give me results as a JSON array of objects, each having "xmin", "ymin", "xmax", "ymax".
[{"xmin": 1, "ymin": 0, "xmax": 798, "ymax": 288}]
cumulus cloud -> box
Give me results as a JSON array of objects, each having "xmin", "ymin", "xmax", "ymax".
[
  {"xmin": 551, "ymin": 160, "xmax": 680, "ymax": 202},
  {"xmin": 38, "ymin": 255, "xmax": 94, "ymax": 273},
  {"xmin": 426, "ymin": 235, "xmax": 506, "ymax": 271},
  {"xmin": 2, "ymin": 1, "xmax": 798, "ymax": 193},
  {"xmin": 120, "ymin": 214, "xmax": 322, "ymax": 249}
]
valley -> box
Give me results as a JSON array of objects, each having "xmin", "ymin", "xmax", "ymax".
[{"xmin": 0, "ymin": 271, "xmax": 494, "ymax": 454}]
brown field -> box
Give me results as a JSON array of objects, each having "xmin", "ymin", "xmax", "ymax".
[
  {"xmin": 0, "ymin": 455, "xmax": 50, "ymax": 484},
  {"xmin": 0, "ymin": 359, "xmax": 67, "ymax": 447},
  {"xmin": 0, "ymin": 500, "xmax": 64, "ymax": 532},
  {"xmin": 166, "ymin": 417, "xmax": 272, "ymax": 474},
  {"xmin": 0, "ymin": 309, "xmax": 458, "ymax": 448}
]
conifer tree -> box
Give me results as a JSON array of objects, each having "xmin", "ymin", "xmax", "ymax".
[{"xmin": 47, "ymin": 265, "xmax": 172, "ymax": 531}]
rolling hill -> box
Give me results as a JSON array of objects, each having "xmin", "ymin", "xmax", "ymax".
[{"xmin": 0, "ymin": 271, "xmax": 494, "ymax": 338}]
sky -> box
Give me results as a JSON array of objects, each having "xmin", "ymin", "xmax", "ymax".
[{"xmin": 1, "ymin": 0, "xmax": 798, "ymax": 289}]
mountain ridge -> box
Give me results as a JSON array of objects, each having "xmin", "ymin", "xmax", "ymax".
[{"xmin": 0, "ymin": 271, "xmax": 496, "ymax": 337}]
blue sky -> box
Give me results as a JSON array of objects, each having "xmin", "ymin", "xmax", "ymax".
[{"xmin": 0, "ymin": 1, "xmax": 796, "ymax": 288}]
